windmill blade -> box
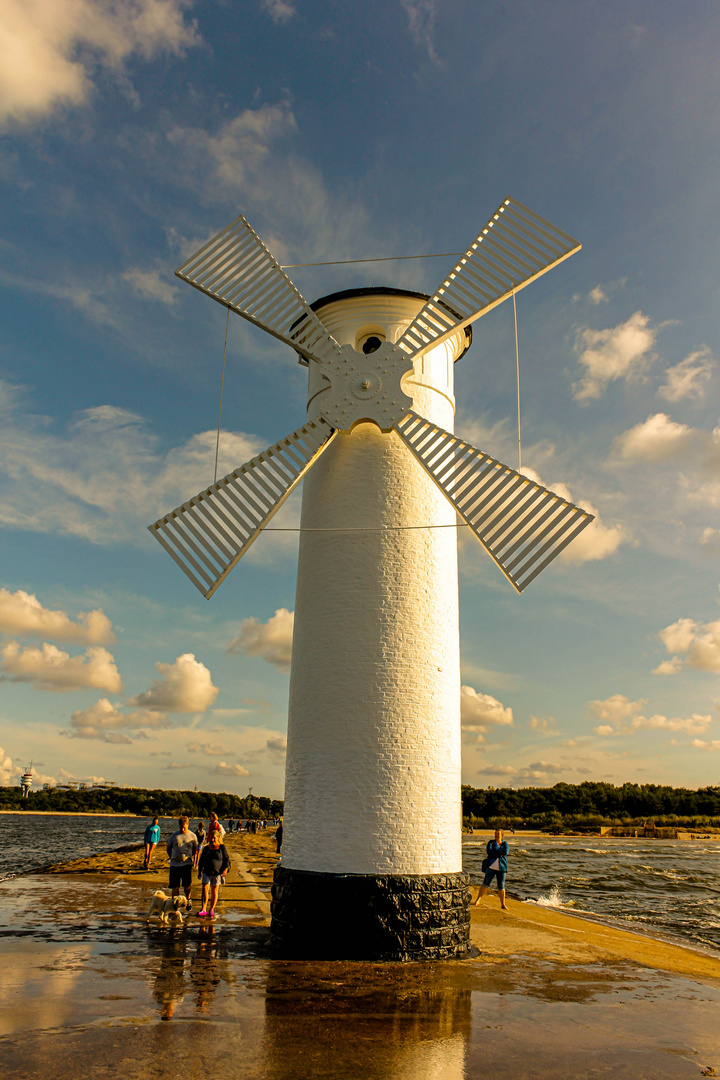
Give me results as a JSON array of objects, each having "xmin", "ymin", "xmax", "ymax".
[
  {"xmin": 395, "ymin": 197, "xmax": 581, "ymax": 360},
  {"xmin": 149, "ymin": 418, "xmax": 337, "ymax": 598},
  {"xmin": 176, "ymin": 217, "xmax": 343, "ymax": 367},
  {"xmin": 395, "ymin": 411, "xmax": 593, "ymax": 593}
]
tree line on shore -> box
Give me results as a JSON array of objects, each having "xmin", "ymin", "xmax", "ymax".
[
  {"xmin": 0, "ymin": 785, "xmax": 284, "ymax": 820},
  {"xmin": 462, "ymin": 781, "xmax": 720, "ymax": 829},
  {"xmin": 4, "ymin": 779, "xmax": 720, "ymax": 829}
]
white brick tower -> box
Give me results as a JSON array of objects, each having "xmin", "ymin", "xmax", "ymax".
[{"xmin": 271, "ymin": 289, "xmax": 473, "ymax": 959}]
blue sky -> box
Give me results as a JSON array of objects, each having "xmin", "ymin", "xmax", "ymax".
[{"xmin": 1, "ymin": 0, "xmax": 719, "ymax": 797}]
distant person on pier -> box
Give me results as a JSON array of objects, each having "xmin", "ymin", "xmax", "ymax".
[
  {"xmin": 197, "ymin": 829, "xmax": 230, "ymax": 919},
  {"xmin": 275, "ymin": 820, "xmax": 283, "ymax": 854},
  {"xmin": 143, "ymin": 817, "xmax": 161, "ymax": 870},
  {"xmin": 474, "ymin": 827, "xmax": 509, "ymax": 911},
  {"xmin": 167, "ymin": 816, "xmax": 198, "ymax": 910},
  {"xmin": 207, "ymin": 812, "xmax": 225, "ymax": 840}
]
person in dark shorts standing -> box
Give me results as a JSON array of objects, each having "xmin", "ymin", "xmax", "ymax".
[
  {"xmin": 197, "ymin": 830, "xmax": 230, "ymax": 919},
  {"xmin": 194, "ymin": 821, "xmax": 206, "ymax": 868},
  {"xmin": 143, "ymin": 816, "xmax": 161, "ymax": 870},
  {"xmin": 166, "ymin": 815, "xmax": 198, "ymax": 910},
  {"xmin": 474, "ymin": 827, "xmax": 509, "ymax": 910}
]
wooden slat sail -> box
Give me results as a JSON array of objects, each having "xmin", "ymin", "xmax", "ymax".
[
  {"xmin": 175, "ymin": 217, "xmax": 343, "ymax": 366},
  {"xmin": 149, "ymin": 418, "xmax": 337, "ymax": 598},
  {"xmin": 395, "ymin": 411, "xmax": 593, "ymax": 592},
  {"xmin": 395, "ymin": 197, "xmax": 581, "ymax": 359}
]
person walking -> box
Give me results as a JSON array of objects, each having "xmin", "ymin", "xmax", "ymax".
[
  {"xmin": 197, "ymin": 829, "xmax": 230, "ymax": 919},
  {"xmin": 275, "ymin": 820, "xmax": 283, "ymax": 855},
  {"xmin": 166, "ymin": 815, "xmax": 198, "ymax": 910},
  {"xmin": 143, "ymin": 816, "xmax": 161, "ymax": 870},
  {"xmin": 194, "ymin": 821, "xmax": 206, "ymax": 868},
  {"xmin": 474, "ymin": 827, "xmax": 509, "ymax": 910},
  {"xmin": 207, "ymin": 812, "xmax": 225, "ymax": 840}
]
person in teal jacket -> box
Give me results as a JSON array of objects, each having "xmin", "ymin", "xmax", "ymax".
[
  {"xmin": 143, "ymin": 817, "xmax": 161, "ymax": 870},
  {"xmin": 474, "ymin": 827, "xmax": 509, "ymax": 910}
]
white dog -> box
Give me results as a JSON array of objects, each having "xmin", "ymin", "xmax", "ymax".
[{"xmin": 146, "ymin": 890, "xmax": 190, "ymax": 924}]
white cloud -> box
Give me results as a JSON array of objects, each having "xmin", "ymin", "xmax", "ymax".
[
  {"xmin": 521, "ymin": 760, "xmax": 571, "ymax": 779},
  {"xmin": 0, "ymin": 746, "xmax": 20, "ymax": 786},
  {"xmin": 400, "ymin": 0, "xmax": 439, "ymax": 63},
  {"xmin": 529, "ymin": 715, "xmax": 557, "ymax": 735},
  {"xmin": 474, "ymin": 764, "xmax": 518, "ymax": 777},
  {"xmin": 63, "ymin": 697, "xmax": 169, "ymax": 740},
  {"xmin": 559, "ymin": 500, "xmax": 629, "ymax": 564},
  {"xmin": 573, "ymin": 311, "xmax": 657, "ymax": 401},
  {"xmin": 588, "ymin": 693, "xmax": 713, "ymax": 737},
  {"xmin": 658, "ymin": 348, "xmax": 714, "ymax": 403},
  {"xmin": 682, "ymin": 423, "xmax": 720, "ymax": 508},
  {"xmin": 657, "ymin": 616, "xmax": 720, "ymax": 675},
  {"xmin": 587, "ymin": 694, "xmax": 645, "ymax": 735},
  {"xmin": 167, "ymin": 103, "xmax": 378, "ymax": 269},
  {"xmin": 474, "ymin": 760, "xmax": 571, "ymax": 781},
  {"xmin": 261, "ymin": 0, "xmax": 296, "ymax": 23},
  {"xmin": 660, "ymin": 618, "xmax": 697, "ymax": 654},
  {"xmin": 461, "ymin": 686, "xmax": 513, "ymax": 742},
  {"xmin": 166, "ymin": 761, "xmax": 192, "ymax": 770},
  {"xmin": 691, "ymin": 739, "xmax": 720, "ymax": 751},
  {"xmin": 0, "ymin": 588, "xmax": 115, "ymax": 645},
  {"xmin": 0, "ymin": 642, "xmax": 122, "ymax": 692},
  {"xmin": 588, "ymin": 286, "xmax": 608, "ymax": 305},
  {"xmin": 587, "ymin": 694, "xmax": 647, "ymax": 722},
  {"xmin": 122, "ymin": 268, "xmax": 178, "ymax": 305},
  {"xmin": 229, "ymin": 608, "xmax": 294, "ymax": 673},
  {"xmin": 0, "ymin": 386, "xmax": 263, "ymax": 543},
  {"xmin": 186, "ymin": 741, "xmax": 226, "ymax": 757},
  {"xmin": 653, "ymin": 657, "xmax": 683, "ymax": 676},
  {"xmin": 129, "ymin": 653, "xmax": 218, "ymax": 713},
  {"xmin": 632, "ymin": 713, "xmax": 712, "ymax": 734},
  {"xmin": 614, "ymin": 413, "xmax": 699, "ymax": 463},
  {"xmin": 212, "ymin": 761, "xmax": 250, "ymax": 777},
  {"xmin": 0, "ymin": 0, "xmax": 199, "ymax": 128},
  {"xmin": 518, "ymin": 471, "xmax": 629, "ymax": 566},
  {"xmin": 700, "ymin": 527, "xmax": 720, "ymax": 547}
]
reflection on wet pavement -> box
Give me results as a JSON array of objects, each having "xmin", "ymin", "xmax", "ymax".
[{"xmin": 1, "ymin": 872, "xmax": 719, "ymax": 1079}]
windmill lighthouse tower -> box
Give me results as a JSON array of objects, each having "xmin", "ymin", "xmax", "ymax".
[
  {"xmin": 150, "ymin": 197, "xmax": 591, "ymax": 959},
  {"xmin": 21, "ymin": 763, "xmax": 33, "ymax": 799}
]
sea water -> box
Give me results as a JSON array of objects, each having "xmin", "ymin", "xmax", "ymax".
[
  {"xmin": 0, "ymin": 813, "xmax": 182, "ymax": 879},
  {"xmin": 464, "ymin": 833, "xmax": 720, "ymax": 955},
  {"xmin": 2, "ymin": 815, "xmax": 719, "ymax": 956}
]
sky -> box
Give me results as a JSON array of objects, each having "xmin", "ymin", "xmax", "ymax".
[{"xmin": 1, "ymin": 0, "xmax": 719, "ymax": 798}]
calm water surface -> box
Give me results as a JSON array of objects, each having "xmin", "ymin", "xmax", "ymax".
[
  {"xmin": 0, "ymin": 813, "xmax": 182, "ymax": 879},
  {"xmin": 465, "ymin": 833, "xmax": 720, "ymax": 955}
]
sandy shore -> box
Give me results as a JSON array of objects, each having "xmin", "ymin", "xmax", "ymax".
[{"xmin": 1, "ymin": 831, "xmax": 718, "ymax": 1078}]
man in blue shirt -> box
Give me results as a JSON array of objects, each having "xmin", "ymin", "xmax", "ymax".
[
  {"xmin": 474, "ymin": 827, "xmax": 509, "ymax": 910},
  {"xmin": 143, "ymin": 816, "xmax": 161, "ymax": 870}
]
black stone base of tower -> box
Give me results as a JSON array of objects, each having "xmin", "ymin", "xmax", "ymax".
[{"xmin": 270, "ymin": 867, "xmax": 472, "ymax": 961}]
